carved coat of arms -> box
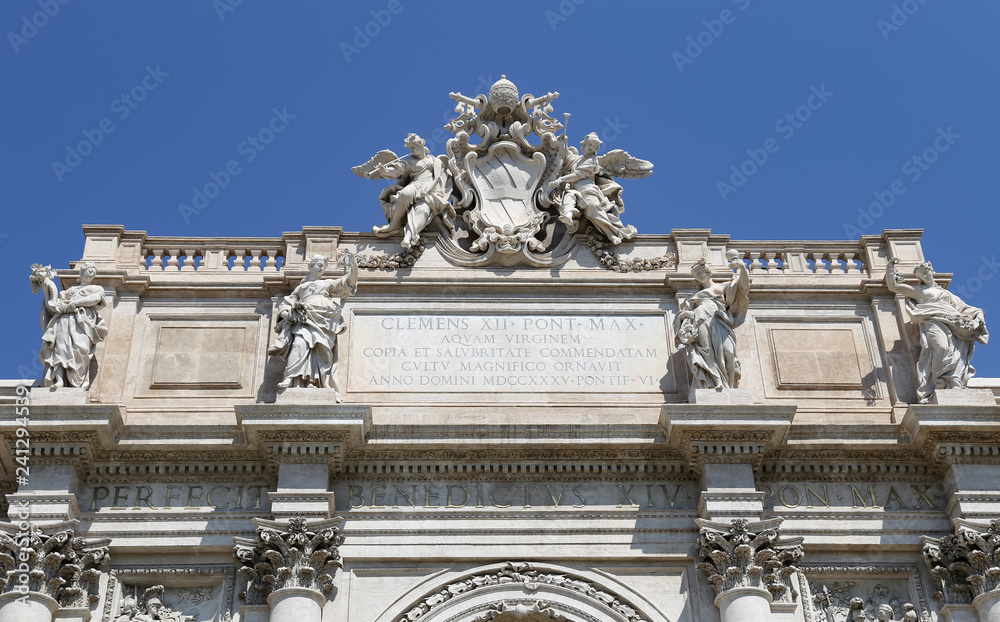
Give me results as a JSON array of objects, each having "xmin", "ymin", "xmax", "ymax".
[{"xmin": 353, "ymin": 75, "xmax": 653, "ymax": 267}]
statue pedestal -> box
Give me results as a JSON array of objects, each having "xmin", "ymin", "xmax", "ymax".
[
  {"xmin": 274, "ymin": 388, "xmax": 342, "ymax": 405},
  {"xmin": 690, "ymin": 388, "xmax": 754, "ymax": 405},
  {"xmin": 29, "ymin": 387, "xmax": 90, "ymax": 405},
  {"xmin": 930, "ymin": 388, "xmax": 995, "ymax": 406}
]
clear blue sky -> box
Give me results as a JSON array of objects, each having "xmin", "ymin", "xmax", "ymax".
[{"xmin": 3, "ymin": 1, "xmax": 999, "ymax": 379}]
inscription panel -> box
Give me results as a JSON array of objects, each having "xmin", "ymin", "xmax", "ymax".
[{"xmin": 348, "ymin": 313, "xmax": 671, "ymax": 393}]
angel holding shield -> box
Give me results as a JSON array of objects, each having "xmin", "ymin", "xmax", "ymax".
[
  {"xmin": 546, "ymin": 132, "xmax": 652, "ymax": 245},
  {"xmin": 352, "ymin": 133, "xmax": 455, "ymax": 249}
]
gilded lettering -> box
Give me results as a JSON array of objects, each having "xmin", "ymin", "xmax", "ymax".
[
  {"xmin": 616, "ymin": 484, "xmax": 639, "ymax": 508},
  {"xmin": 850, "ymin": 484, "xmax": 879, "ymax": 508},
  {"xmin": 659, "ymin": 483, "xmax": 681, "ymax": 508},
  {"xmin": 475, "ymin": 484, "xmax": 485, "ymax": 508},
  {"xmin": 134, "ymin": 486, "xmax": 156, "ymax": 509},
  {"xmin": 523, "ymin": 485, "xmax": 535, "ymax": 508},
  {"xmin": 546, "ymin": 484, "xmax": 566, "ymax": 507},
  {"xmin": 646, "ymin": 484, "xmax": 654, "ymax": 508},
  {"xmin": 393, "ymin": 485, "xmax": 416, "ymax": 508},
  {"xmin": 165, "ymin": 485, "xmax": 181, "ymax": 508},
  {"xmin": 186, "ymin": 486, "xmax": 204, "ymax": 509},
  {"xmin": 758, "ymin": 484, "xmax": 774, "ymax": 499},
  {"xmin": 491, "ymin": 484, "xmax": 511, "ymax": 508},
  {"xmin": 247, "ymin": 485, "xmax": 264, "ymax": 510},
  {"xmin": 424, "ymin": 485, "xmax": 440, "ymax": 508},
  {"xmin": 911, "ymin": 485, "xmax": 935, "ymax": 509},
  {"xmin": 371, "ymin": 484, "xmax": 387, "ymax": 509},
  {"xmin": 208, "ymin": 486, "xmax": 231, "ymax": 510},
  {"xmin": 90, "ymin": 486, "xmax": 109, "ymax": 511},
  {"xmin": 572, "ymin": 485, "xmax": 586, "ymax": 508},
  {"xmin": 112, "ymin": 486, "xmax": 130, "ymax": 509},
  {"xmin": 349, "ymin": 485, "xmax": 365, "ymax": 508},
  {"xmin": 883, "ymin": 485, "xmax": 909, "ymax": 510},
  {"xmin": 778, "ymin": 486, "xmax": 801, "ymax": 508},
  {"xmin": 446, "ymin": 485, "xmax": 469, "ymax": 508},
  {"xmin": 804, "ymin": 485, "xmax": 830, "ymax": 508}
]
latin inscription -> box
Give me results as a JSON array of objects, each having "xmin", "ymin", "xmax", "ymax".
[
  {"xmin": 84, "ymin": 483, "xmax": 269, "ymax": 511},
  {"xmin": 335, "ymin": 482, "xmax": 694, "ymax": 510},
  {"xmin": 349, "ymin": 314, "xmax": 669, "ymax": 392},
  {"xmin": 760, "ymin": 482, "xmax": 945, "ymax": 510}
]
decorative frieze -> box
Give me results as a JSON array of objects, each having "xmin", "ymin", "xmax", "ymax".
[
  {"xmin": 233, "ymin": 516, "xmax": 345, "ymax": 605},
  {"xmin": 922, "ymin": 518, "xmax": 1000, "ymax": 604},
  {"xmin": 0, "ymin": 523, "xmax": 110, "ymax": 607},
  {"xmin": 696, "ymin": 517, "xmax": 804, "ymax": 602}
]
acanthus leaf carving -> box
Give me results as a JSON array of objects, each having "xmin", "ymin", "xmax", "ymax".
[
  {"xmin": 233, "ymin": 516, "xmax": 344, "ymax": 605},
  {"xmin": 0, "ymin": 522, "xmax": 110, "ymax": 608},
  {"xmin": 922, "ymin": 518, "xmax": 1000, "ymax": 604},
  {"xmin": 696, "ymin": 517, "xmax": 803, "ymax": 602}
]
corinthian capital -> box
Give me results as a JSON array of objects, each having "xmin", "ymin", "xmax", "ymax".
[
  {"xmin": 233, "ymin": 516, "xmax": 345, "ymax": 605},
  {"xmin": 922, "ymin": 518, "xmax": 1000, "ymax": 604},
  {"xmin": 0, "ymin": 521, "xmax": 110, "ymax": 607},
  {"xmin": 696, "ymin": 517, "xmax": 803, "ymax": 602}
]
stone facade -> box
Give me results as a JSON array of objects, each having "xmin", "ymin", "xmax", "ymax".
[{"xmin": 2, "ymin": 222, "xmax": 1000, "ymax": 622}]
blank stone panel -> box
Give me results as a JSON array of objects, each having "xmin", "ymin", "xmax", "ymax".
[
  {"xmin": 770, "ymin": 328, "xmax": 863, "ymax": 389},
  {"xmin": 151, "ymin": 326, "xmax": 246, "ymax": 389}
]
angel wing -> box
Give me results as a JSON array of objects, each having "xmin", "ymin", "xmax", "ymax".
[
  {"xmin": 351, "ymin": 149, "xmax": 399, "ymax": 180},
  {"xmin": 598, "ymin": 149, "xmax": 653, "ymax": 179}
]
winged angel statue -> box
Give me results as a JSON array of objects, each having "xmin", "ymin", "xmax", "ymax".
[
  {"xmin": 351, "ymin": 133, "xmax": 455, "ymax": 249},
  {"xmin": 353, "ymin": 75, "xmax": 653, "ymax": 265},
  {"xmin": 547, "ymin": 132, "xmax": 652, "ymax": 245}
]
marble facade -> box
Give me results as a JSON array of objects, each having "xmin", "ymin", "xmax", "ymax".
[{"xmin": 2, "ymin": 224, "xmax": 1000, "ymax": 622}]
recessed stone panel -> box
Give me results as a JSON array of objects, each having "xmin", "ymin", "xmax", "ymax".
[
  {"xmin": 770, "ymin": 328, "xmax": 863, "ymax": 389},
  {"xmin": 151, "ymin": 326, "xmax": 246, "ymax": 388}
]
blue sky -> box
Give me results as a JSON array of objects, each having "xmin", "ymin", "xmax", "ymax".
[{"xmin": 3, "ymin": 1, "xmax": 999, "ymax": 379}]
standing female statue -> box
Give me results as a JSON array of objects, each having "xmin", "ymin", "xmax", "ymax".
[
  {"xmin": 30, "ymin": 261, "xmax": 108, "ymax": 389},
  {"xmin": 674, "ymin": 251, "xmax": 750, "ymax": 392},
  {"xmin": 268, "ymin": 252, "xmax": 358, "ymax": 402},
  {"xmin": 886, "ymin": 258, "xmax": 988, "ymax": 403}
]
